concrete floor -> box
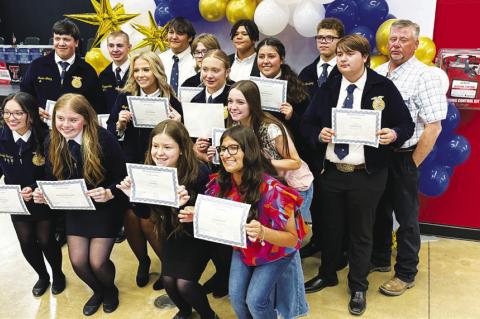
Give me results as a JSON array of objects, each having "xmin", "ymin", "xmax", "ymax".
[{"xmin": 0, "ymin": 213, "xmax": 479, "ymax": 319}]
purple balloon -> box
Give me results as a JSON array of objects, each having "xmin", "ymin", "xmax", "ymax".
[
  {"xmin": 419, "ymin": 165, "xmax": 450, "ymax": 197},
  {"xmin": 349, "ymin": 25, "xmax": 375, "ymax": 51},
  {"xmin": 326, "ymin": 0, "xmax": 359, "ymax": 32}
]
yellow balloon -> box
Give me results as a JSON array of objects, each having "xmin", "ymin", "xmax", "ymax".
[
  {"xmin": 375, "ymin": 19, "xmax": 397, "ymax": 56},
  {"xmin": 370, "ymin": 54, "xmax": 389, "ymax": 69},
  {"xmin": 199, "ymin": 0, "xmax": 228, "ymax": 22},
  {"xmin": 415, "ymin": 36, "xmax": 437, "ymax": 64},
  {"xmin": 226, "ymin": 0, "xmax": 257, "ymax": 25},
  {"xmin": 85, "ymin": 48, "xmax": 110, "ymax": 75}
]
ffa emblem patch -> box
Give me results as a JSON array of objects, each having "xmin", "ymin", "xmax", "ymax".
[
  {"xmin": 71, "ymin": 76, "xmax": 83, "ymax": 89},
  {"xmin": 371, "ymin": 96, "xmax": 385, "ymax": 111}
]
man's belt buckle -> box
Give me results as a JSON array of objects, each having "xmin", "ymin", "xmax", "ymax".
[{"xmin": 336, "ymin": 163, "xmax": 355, "ymax": 173}]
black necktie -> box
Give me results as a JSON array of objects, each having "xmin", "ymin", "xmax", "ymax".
[
  {"xmin": 115, "ymin": 66, "xmax": 122, "ymax": 84},
  {"xmin": 207, "ymin": 95, "xmax": 213, "ymax": 103},
  {"xmin": 170, "ymin": 55, "xmax": 179, "ymax": 94},
  {"xmin": 68, "ymin": 139, "xmax": 81, "ymax": 164},
  {"xmin": 16, "ymin": 139, "xmax": 27, "ymax": 157},
  {"xmin": 58, "ymin": 61, "xmax": 69, "ymax": 84},
  {"xmin": 318, "ymin": 63, "xmax": 329, "ymax": 87},
  {"xmin": 334, "ymin": 84, "xmax": 357, "ymax": 160}
]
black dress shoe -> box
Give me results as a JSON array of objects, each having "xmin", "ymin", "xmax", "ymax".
[
  {"xmin": 83, "ymin": 293, "xmax": 103, "ymax": 316},
  {"xmin": 172, "ymin": 310, "xmax": 192, "ymax": 319},
  {"xmin": 32, "ymin": 278, "xmax": 50, "ymax": 297},
  {"xmin": 300, "ymin": 241, "xmax": 321, "ymax": 258},
  {"xmin": 115, "ymin": 228, "xmax": 126, "ymax": 244},
  {"xmin": 304, "ymin": 276, "xmax": 338, "ymax": 293},
  {"xmin": 103, "ymin": 286, "xmax": 119, "ymax": 313},
  {"xmin": 51, "ymin": 274, "xmax": 66, "ymax": 295},
  {"xmin": 349, "ymin": 291, "xmax": 366, "ymax": 316},
  {"xmin": 136, "ymin": 256, "xmax": 151, "ymax": 287}
]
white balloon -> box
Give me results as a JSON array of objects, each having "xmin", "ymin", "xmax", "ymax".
[
  {"xmin": 254, "ymin": 0, "xmax": 290, "ymax": 36},
  {"xmin": 276, "ymin": 0, "xmax": 301, "ymax": 5},
  {"xmin": 429, "ymin": 66, "xmax": 451, "ymax": 95},
  {"xmin": 311, "ymin": 0, "xmax": 335, "ymax": 4},
  {"xmin": 122, "ymin": 0, "xmax": 156, "ymax": 25},
  {"xmin": 293, "ymin": 1, "xmax": 326, "ymax": 37}
]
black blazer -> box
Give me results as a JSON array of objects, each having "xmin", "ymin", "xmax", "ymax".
[
  {"xmin": 0, "ymin": 126, "xmax": 50, "ymax": 216},
  {"xmin": 301, "ymin": 68, "xmax": 415, "ymax": 175},
  {"xmin": 299, "ymin": 57, "xmax": 341, "ymax": 99},
  {"xmin": 99, "ymin": 63, "xmax": 129, "ymax": 114},
  {"xmin": 228, "ymin": 53, "xmax": 260, "ymax": 78},
  {"xmin": 107, "ymin": 92, "xmax": 183, "ymax": 164},
  {"xmin": 20, "ymin": 52, "xmax": 106, "ymax": 113}
]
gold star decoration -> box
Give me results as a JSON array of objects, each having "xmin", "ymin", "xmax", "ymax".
[
  {"xmin": 130, "ymin": 11, "xmax": 170, "ymax": 53},
  {"xmin": 65, "ymin": 0, "xmax": 139, "ymax": 49}
]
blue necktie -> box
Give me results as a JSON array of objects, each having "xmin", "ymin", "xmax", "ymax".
[
  {"xmin": 317, "ymin": 63, "xmax": 329, "ymax": 87},
  {"xmin": 207, "ymin": 95, "xmax": 213, "ymax": 103},
  {"xmin": 16, "ymin": 139, "xmax": 27, "ymax": 156},
  {"xmin": 115, "ymin": 67, "xmax": 122, "ymax": 84},
  {"xmin": 170, "ymin": 55, "xmax": 179, "ymax": 94},
  {"xmin": 58, "ymin": 61, "xmax": 69, "ymax": 84},
  {"xmin": 334, "ymin": 84, "xmax": 357, "ymax": 160}
]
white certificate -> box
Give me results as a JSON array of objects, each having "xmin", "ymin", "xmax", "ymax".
[
  {"xmin": 45, "ymin": 99, "xmax": 56, "ymax": 128},
  {"xmin": 0, "ymin": 185, "xmax": 30, "ymax": 215},
  {"xmin": 127, "ymin": 163, "xmax": 179, "ymax": 207},
  {"xmin": 37, "ymin": 179, "xmax": 96, "ymax": 210},
  {"xmin": 178, "ymin": 86, "xmax": 203, "ymax": 103},
  {"xmin": 97, "ymin": 114, "xmax": 109, "ymax": 129},
  {"xmin": 183, "ymin": 102, "xmax": 225, "ymax": 137},
  {"xmin": 211, "ymin": 127, "xmax": 226, "ymax": 165},
  {"xmin": 127, "ymin": 96, "xmax": 169, "ymax": 128},
  {"xmin": 193, "ymin": 194, "xmax": 250, "ymax": 248},
  {"xmin": 250, "ymin": 76, "xmax": 288, "ymax": 112},
  {"xmin": 332, "ymin": 108, "xmax": 382, "ymax": 148}
]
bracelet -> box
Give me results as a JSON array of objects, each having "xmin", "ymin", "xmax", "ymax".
[{"xmin": 259, "ymin": 225, "xmax": 266, "ymax": 246}]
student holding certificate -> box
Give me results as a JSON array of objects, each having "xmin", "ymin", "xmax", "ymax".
[
  {"xmin": 33, "ymin": 94, "xmax": 128, "ymax": 316},
  {"xmin": 107, "ymin": 51, "xmax": 183, "ymax": 290},
  {"xmin": 202, "ymin": 125, "xmax": 308, "ymax": 319},
  {"xmin": 117, "ymin": 120, "xmax": 218, "ymax": 319},
  {"xmin": 0, "ymin": 92, "xmax": 65, "ymax": 297}
]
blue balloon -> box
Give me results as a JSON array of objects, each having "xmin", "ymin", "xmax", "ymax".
[
  {"xmin": 443, "ymin": 165, "xmax": 454, "ymax": 177},
  {"xmin": 154, "ymin": 0, "xmax": 174, "ymax": 25},
  {"xmin": 385, "ymin": 13, "xmax": 396, "ymax": 20},
  {"xmin": 356, "ymin": 0, "xmax": 389, "ymax": 31},
  {"xmin": 436, "ymin": 134, "xmax": 471, "ymax": 166},
  {"xmin": 170, "ymin": 0, "xmax": 202, "ymax": 21},
  {"xmin": 326, "ymin": 0, "xmax": 359, "ymax": 32},
  {"xmin": 441, "ymin": 102, "xmax": 461, "ymax": 133},
  {"xmin": 419, "ymin": 165, "xmax": 450, "ymax": 197},
  {"xmin": 349, "ymin": 25, "xmax": 375, "ymax": 51}
]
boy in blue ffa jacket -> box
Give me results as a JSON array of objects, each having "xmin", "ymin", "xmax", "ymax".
[
  {"xmin": 301, "ymin": 35, "xmax": 414, "ymax": 317},
  {"xmin": 20, "ymin": 19, "xmax": 105, "ymax": 114}
]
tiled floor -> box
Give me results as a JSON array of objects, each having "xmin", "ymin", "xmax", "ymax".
[{"xmin": 0, "ymin": 213, "xmax": 478, "ymax": 319}]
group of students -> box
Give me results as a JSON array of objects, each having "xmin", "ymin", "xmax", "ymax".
[{"xmin": 1, "ymin": 12, "xmax": 446, "ymax": 319}]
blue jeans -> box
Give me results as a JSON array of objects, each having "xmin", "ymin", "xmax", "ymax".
[
  {"xmin": 229, "ymin": 250, "xmax": 295, "ymax": 319},
  {"xmin": 298, "ymin": 184, "xmax": 314, "ymax": 223}
]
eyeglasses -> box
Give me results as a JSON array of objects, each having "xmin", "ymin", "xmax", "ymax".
[
  {"xmin": 2, "ymin": 110, "xmax": 26, "ymax": 119},
  {"xmin": 216, "ymin": 145, "xmax": 241, "ymax": 156},
  {"xmin": 315, "ymin": 35, "xmax": 339, "ymax": 43},
  {"xmin": 193, "ymin": 50, "xmax": 207, "ymax": 58}
]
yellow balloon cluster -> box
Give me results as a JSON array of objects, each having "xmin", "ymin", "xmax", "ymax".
[
  {"xmin": 415, "ymin": 36, "xmax": 437, "ymax": 64},
  {"xmin": 85, "ymin": 48, "xmax": 110, "ymax": 75},
  {"xmin": 375, "ymin": 19, "xmax": 397, "ymax": 56},
  {"xmin": 226, "ymin": 0, "xmax": 257, "ymax": 25},
  {"xmin": 199, "ymin": 0, "xmax": 229, "ymax": 22},
  {"xmin": 370, "ymin": 54, "xmax": 389, "ymax": 70}
]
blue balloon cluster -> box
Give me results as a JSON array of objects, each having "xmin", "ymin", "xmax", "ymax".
[
  {"xmin": 325, "ymin": 0, "xmax": 390, "ymax": 52},
  {"xmin": 418, "ymin": 102, "xmax": 471, "ymax": 197},
  {"xmin": 154, "ymin": 0, "xmax": 202, "ymax": 25}
]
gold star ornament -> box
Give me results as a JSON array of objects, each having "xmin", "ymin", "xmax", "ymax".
[
  {"xmin": 65, "ymin": 0, "xmax": 139, "ymax": 49},
  {"xmin": 130, "ymin": 11, "xmax": 170, "ymax": 53}
]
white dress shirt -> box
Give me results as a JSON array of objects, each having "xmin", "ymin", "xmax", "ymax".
[
  {"xmin": 316, "ymin": 57, "xmax": 337, "ymax": 78},
  {"xmin": 206, "ymin": 85, "xmax": 226, "ymax": 103},
  {"xmin": 54, "ymin": 53, "xmax": 75, "ymax": 75},
  {"xmin": 326, "ymin": 69, "xmax": 368, "ymax": 165},
  {"xmin": 230, "ymin": 52, "xmax": 256, "ymax": 82},
  {"xmin": 12, "ymin": 130, "xmax": 32, "ymax": 143},
  {"xmin": 140, "ymin": 88, "xmax": 161, "ymax": 97},
  {"xmin": 112, "ymin": 59, "xmax": 130, "ymax": 79},
  {"xmin": 159, "ymin": 47, "xmax": 196, "ymax": 90}
]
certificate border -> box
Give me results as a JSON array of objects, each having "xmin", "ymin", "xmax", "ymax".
[
  {"xmin": 211, "ymin": 127, "xmax": 226, "ymax": 165},
  {"xmin": 126, "ymin": 163, "xmax": 180, "ymax": 208},
  {"xmin": 0, "ymin": 185, "xmax": 31, "ymax": 215},
  {"xmin": 97, "ymin": 114, "xmax": 109, "ymax": 129},
  {"xmin": 193, "ymin": 194, "xmax": 249, "ymax": 248},
  {"xmin": 45, "ymin": 99, "xmax": 56, "ymax": 128},
  {"xmin": 249, "ymin": 76, "xmax": 288, "ymax": 112},
  {"xmin": 127, "ymin": 96, "xmax": 169, "ymax": 128},
  {"xmin": 37, "ymin": 179, "xmax": 96, "ymax": 210},
  {"xmin": 178, "ymin": 86, "xmax": 203, "ymax": 103},
  {"xmin": 331, "ymin": 108, "xmax": 381, "ymax": 147}
]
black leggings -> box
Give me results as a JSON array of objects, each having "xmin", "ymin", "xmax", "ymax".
[
  {"xmin": 163, "ymin": 275, "xmax": 215, "ymax": 319},
  {"xmin": 12, "ymin": 219, "xmax": 63, "ymax": 280},
  {"xmin": 67, "ymin": 235, "xmax": 117, "ymax": 298}
]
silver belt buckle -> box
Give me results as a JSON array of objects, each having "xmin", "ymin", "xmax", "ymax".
[{"xmin": 336, "ymin": 163, "xmax": 355, "ymax": 173}]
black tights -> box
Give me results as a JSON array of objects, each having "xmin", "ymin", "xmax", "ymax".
[
  {"xmin": 124, "ymin": 209, "xmax": 163, "ymax": 264},
  {"xmin": 163, "ymin": 275, "xmax": 215, "ymax": 319},
  {"xmin": 12, "ymin": 219, "xmax": 63, "ymax": 280},
  {"xmin": 67, "ymin": 236, "xmax": 117, "ymax": 299}
]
